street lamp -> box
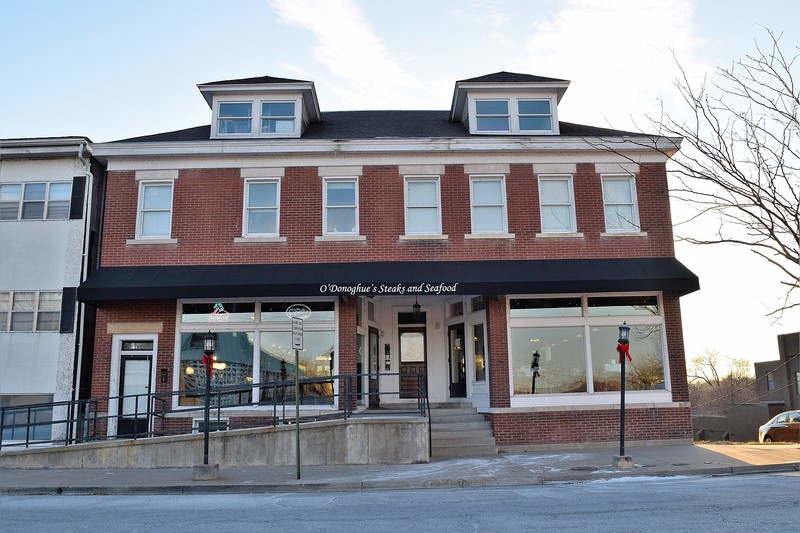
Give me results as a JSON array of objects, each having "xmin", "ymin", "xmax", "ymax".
[
  {"xmin": 614, "ymin": 321, "xmax": 633, "ymax": 469},
  {"xmin": 202, "ymin": 331, "xmax": 216, "ymax": 466}
]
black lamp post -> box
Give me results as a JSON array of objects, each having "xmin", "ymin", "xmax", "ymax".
[
  {"xmin": 615, "ymin": 321, "xmax": 632, "ymax": 467},
  {"xmin": 530, "ymin": 351, "xmax": 540, "ymax": 394},
  {"xmin": 202, "ymin": 331, "xmax": 216, "ymax": 466}
]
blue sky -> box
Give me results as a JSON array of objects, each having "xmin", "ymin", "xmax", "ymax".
[{"xmin": 1, "ymin": 0, "xmax": 798, "ymax": 366}]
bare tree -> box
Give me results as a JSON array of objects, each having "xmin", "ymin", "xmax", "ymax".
[
  {"xmin": 650, "ymin": 28, "xmax": 800, "ymax": 317},
  {"xmin": 688, "ymin": 350, "xmax": 757, "ymax": 414}
]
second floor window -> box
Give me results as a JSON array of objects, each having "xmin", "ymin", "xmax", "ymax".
[
  {"xmin": 136, "ymin": 181, "xmax": 174, "ymax": 239},
  {"xmin": 470, "ymin": 176, "xmax": 507, "ymax": 233},
  {"xmin": 0, "ymin": 182, "xmax": 71, "ymax": 221},
  {"xmin": 602, "ymin": 174, "xmax": 640, "ymax": 232},
  {"xmin": 0, "ymin": 291, "xmax": 61, "ymax": 332},
  {"xmin": 323, "ymin": 178, "xmax": 358, "ymax": 235},
  {"xmin": 539, "ymin": 175, "xmax": 576, "ymax": 233},
  {"xmin": 518, "ymin": 100, "xmax": 552, "ymax": 131},
  {"xmin": 244, "ymin": 180, "xmax": 280, "ymax": 236},
  {"xmin": 405, "ymin": 177, "xmax": 441, "ymax": 235}
]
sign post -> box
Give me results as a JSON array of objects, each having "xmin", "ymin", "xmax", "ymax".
[{"xmin": 292, "ymin": 317, "xmax": 303, "ymax": 480}]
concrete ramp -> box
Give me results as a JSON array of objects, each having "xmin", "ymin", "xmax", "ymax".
[{"xmin": 0, "ymin": 417, "xmax": 429, "ymax": 469}]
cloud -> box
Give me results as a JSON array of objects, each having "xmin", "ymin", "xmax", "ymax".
[
  {"xmin": 268, "ymin": 0, "xmax": 425, "ymax": 109},
  {"xmin": 512, "ymin": 0, "xmax": 708, "ymax": 131}
]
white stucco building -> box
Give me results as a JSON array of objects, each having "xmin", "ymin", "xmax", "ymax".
[{"xmin": 0, "ymin": 137, "xmax": 104, "ymax": 443}]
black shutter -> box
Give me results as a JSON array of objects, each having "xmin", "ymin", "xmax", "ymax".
[
  {"xmin": 60, "ymin": 287, "xmax": 78, "ymax": 333},
  {"xmin": 69, "ymin": 175, "xmax": 86, "ymax": 220}
]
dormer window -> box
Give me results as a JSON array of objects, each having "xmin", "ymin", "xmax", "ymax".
[
  {"xmin": 470, "ymin": 95, "xmax": 557, "ymax": 135},
  {"xmin": 475, "ymin": 100, "xmax": 510, "ymax": 132},
  {"xmin": 218, "ymin": 102, "xmax": 252, "ymax": 134},
  {"xmin": 518, "ymin": 100, "xmax": 552, "ymax": 131},
  {"xmin": 261, "ymin": 102, "xmax": 295, "ymax": 134}
]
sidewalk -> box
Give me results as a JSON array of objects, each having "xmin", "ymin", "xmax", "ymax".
[{"xmin": 1, "ymin": 443, "xmax": 797, "ymax": 495}]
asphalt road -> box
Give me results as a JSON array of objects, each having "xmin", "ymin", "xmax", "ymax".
[{"xmin": 1, "ymin": 472, "xmax": 797, "ymax": 532}]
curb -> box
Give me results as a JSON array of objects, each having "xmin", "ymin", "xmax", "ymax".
[{"xmin": 2, "ymin": 463, "xmax": 797, "ymax": 496}]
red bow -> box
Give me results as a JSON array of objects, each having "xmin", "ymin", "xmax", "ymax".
[
  {"xmin": 616, "ymin": 342, "xmax": 632, "ymax": 362},
  {"xmin": 202, "ymin": 353, "xmax": 214, "ymax": 376}
]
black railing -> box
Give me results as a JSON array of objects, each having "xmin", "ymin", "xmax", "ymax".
[{"xmin": 0, "ymin": 372, "xmax": 427, "ymax": 451}]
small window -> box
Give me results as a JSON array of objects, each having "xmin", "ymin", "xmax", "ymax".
[
  {"xmin": 475, "ymin": 100, "xmax": 510, "ymax": 131},
  {"xmin": 181, "ymin": 302, "xmax": 255, "ymax": 324},
  {"xmin": 448, "ymin": 301, "xmax": 464, "ymax": 318},
  {"xmin": 36, "ymin": 292, "xmax": 61, "ymax": 331},
  {"xmin": 539, "ymin": 176, "xmax": 576, "ymax": 233},
  {"xmin": 510, "ymin": 297, "xmax": 582, "ymax": 318},
  {"xmin": 518, "ymin": 100, "xmax": 552, "ymax": 131},
  {"xmin": 587, "ymin": 296, "xmax": 658, "ymax": 316},
  {"xmin": 46, "ymin": 183, "xmax": 72, "ymax": 219},
  {"xmin": 766, "ymin": 372, "xmax": 775, "ymax": 391},
  {"xmin": 137, "ymin": 181, "xmax": 174, "ymax": 239},
  {"xmin": 405, "ymin": 177, "xmax": 441, "ymax": 235},
  {"xmin": 470, "ymin": 296, "xmax": 486, "ymax": 312},
  {"xmin": 0, "ymin": 292, "xmax": 9, "ymax": 330},
  {"xmin": 21, "ymin": 183, "xmax": 46, "ymax": 219},
  {"xmin": 323, "ymin": 178, "xmax": 358, "ymax": 235},
  {"xmin": 261, "ymin": 102, "xmax": 295, "ymax": 134},
  {"xmin": 10, "ymin": 292, "xmax": 35, "ymax": 331},
  {"xmin": 470, "ymin": 176, "xmax": 507, "ymax": 233},
  {"xmin": 602, "ymin": 175, "xmax": 640, "ymax": 232},
  {"xmin": 218, "ymin": 102, "xmax": 252, "ymax": 134},
  {"xmin": 244, "ymin": 180, "xmax": 279, "ymax": 236},
  {"xmin": 0, "ymin": 184, "xmax": 21, "ymax": 220}
]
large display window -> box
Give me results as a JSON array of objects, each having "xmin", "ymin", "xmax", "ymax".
[
  {"xmin": 509, "ymin": 294, "xmax": 668, "ymax": 406},
  {"xmin": 177, "ymin": 300, "xmax": 336, "ymax": 408}
]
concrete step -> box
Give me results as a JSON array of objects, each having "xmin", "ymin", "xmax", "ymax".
[
  {"xmin": 431, "ymin": 428, "xmax": 495, "ymax": 439},
  {"xmin": 428, "ymin": 404, "xmax": 497, "ymax": 458}
]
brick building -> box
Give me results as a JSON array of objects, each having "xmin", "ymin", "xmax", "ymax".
[{"xmin": 77, "ymin": 72, "xmax": 699, "ymax": 448}]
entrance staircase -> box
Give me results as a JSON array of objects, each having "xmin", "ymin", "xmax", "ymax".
[{"xmin": 429, "ymin": 402, "xmax": 498, "ymax": 458}]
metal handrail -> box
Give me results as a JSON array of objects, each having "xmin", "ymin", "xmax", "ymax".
[{"xmin": 0, "ymin": 372, "xmax": 429, "ymax": 451}]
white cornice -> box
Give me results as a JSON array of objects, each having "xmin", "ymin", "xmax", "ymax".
[{"xmin": 0, "ymin": 137, "xmax": 93, "ymax": 159}]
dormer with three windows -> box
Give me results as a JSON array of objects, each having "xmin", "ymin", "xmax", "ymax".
[
  {"xmin": 198, "ymin": 75, "xmax": 322, "ymax": 139},
  {"xmin": 449, "ymin": 71, "xmax": 569, "ymax": 135}
]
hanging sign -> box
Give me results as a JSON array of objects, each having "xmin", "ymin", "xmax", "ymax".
[{"xmin": 208, "ymin": 303, "xmax": 230, "ymax": 323}]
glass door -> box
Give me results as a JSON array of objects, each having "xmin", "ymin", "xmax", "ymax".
[{"xmin": 448, "ymin": 323, "xmax": 467, "ymax": 397}]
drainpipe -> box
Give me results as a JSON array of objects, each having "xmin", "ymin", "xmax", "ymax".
[{"xmin": 70, "ymin": 141, "xmax": 95, "ymax": 409}]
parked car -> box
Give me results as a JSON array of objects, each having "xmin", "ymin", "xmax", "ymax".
[{"xmin": 758, "ymin": 410, "xmax": 800, "ymax": 442}]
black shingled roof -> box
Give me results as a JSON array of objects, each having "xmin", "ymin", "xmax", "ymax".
[
  {"xmin": 199, "ymin": 75, "xmax": 311, "ymax": 86},
  {"xmin": 457, "ymin": 71, "xmax": 568, "ymax": 84},
  {"xmin": 113, "ymin": 111, "xmax": 641, "ymax": 143}
]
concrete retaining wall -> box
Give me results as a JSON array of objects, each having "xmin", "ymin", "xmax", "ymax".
[{"xmin": 0, "ymin": 417, "xmax": 429, "ymax": 469}]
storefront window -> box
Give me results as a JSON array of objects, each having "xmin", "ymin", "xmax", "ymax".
[
  {"xmin": 587, "ymin": 296, "xmax": 658, "ymax": 316},
  {"xmin": 181, "ymin": 302, "xmax": 255, "ymax": 323},
  {"xmin": 260, "ymin": 302, "xmax": 334, "ymax": 322},
  {"xmin": 259, "ymin": 331, "xmax": 335, "ymax": 405},
  {"xmin": 589, "ymin": 325, "xmax": 664, "ymax": 391},
  {"xmin": 510, "ymin": 297, "xmax": 582, "ymax": 318},
  {"xmin": 509, "ymin": 294, "xmax": 667, "ymax": 399},
  {"xmin": 179, "ymin": 332, "xmax": 255, "ymax": 406},
  {"xmin": 511, "ymin": 326, "xmax": 587, "ymax": 394}
]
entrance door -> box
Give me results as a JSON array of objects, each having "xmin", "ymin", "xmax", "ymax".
[
  {"xmin": 399, "ymin": 326, "xmax": 427, "ymax": 398},
  {"xmin": 117, "ymin": 340, "xmax": 153, "ymax": 437},
  {"xmin": 448, "ymin": 323, "xmax": 467, "ymax": 398},
  {"xmin": 368, "ymin": 327, "xmax": 380, "ymax": 407}
]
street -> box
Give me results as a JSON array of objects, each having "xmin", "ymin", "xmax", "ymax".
[{"xmin": 1, "ymin": 473, "xmax": 797, "ymax": 532}]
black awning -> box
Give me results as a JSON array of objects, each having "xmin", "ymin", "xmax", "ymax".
[{"xmin": 76, "ymin": 257, "xmax": 699, "ymax": 303}]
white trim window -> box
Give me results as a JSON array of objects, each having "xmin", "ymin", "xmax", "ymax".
[
  {"xmin": 538, "ymin": 175, "xmax": 576, "ymax": 233},
  {"xmin": 602, "ymin": 174, "xmax": 640, "ymax": 232},
  {"xmin": 217, "ymin": 102, "xmax": 253, "ymax": 135},
  {"xmin": 470, "ymin": 175, "xmax": 508, "ymax": 233},
  {"xmin": 244, "ymin": 179, "xmax": 280, "ymax": 236},
  {"xmin": 136, "ymin": 181, "xmax": 174, "ymax": 239},
  {"xmin": 261, "ymin": 101, "xmax": 295, "ymax": 134},
  {"xmin": 508, "ymin": 294, "xmax": 669, "ymax": 407},
  {"xmin": 404, "ymin": 176, "xmax": 441, "ymax": 235},
  {"xmin": 0, "ymin": 182, "xmax": 71, "ymax": 221},
  {"xmin": 0, "ymin": 290, "xmax": 61, "ymax": 332},
  {"xmin": 475, "ymin": 100, "xmax": 510, "ymax": 132},
  {"xmin": 518, "ymin": 99, "xmax": 553, "ymax": 132},
  {"xmin": 323, "ymin": 178, "xmax": 358, "ymax": 235}
]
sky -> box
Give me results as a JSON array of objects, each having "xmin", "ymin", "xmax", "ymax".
[{"xmin": 1, "ymin": 0, "xmax": 798, "ymax": 369}]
